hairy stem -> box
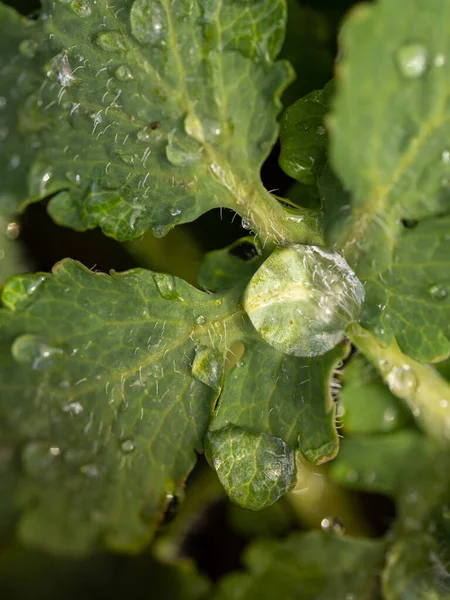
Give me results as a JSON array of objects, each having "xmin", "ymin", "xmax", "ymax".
[{"xmin": 349, "ymin": 324, "xmax": 450, "ymax": 443}]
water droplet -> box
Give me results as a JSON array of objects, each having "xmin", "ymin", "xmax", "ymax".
[
  {"xmin": 2, "ymin": 273, "xmax": 48, "ymax": 311},
  {"xmin": 137, "ymin": 126, "xmax": 151, "ymax": 142},
  {"xmin": 94, "ymin": 31, "xmax": 127, "ymax": 53},
  {"xmin": 115, "ymin": 65, "xmax": 134, "ymax": 81},
  {"xmin": 19, "ymin": 39, "xmax": 38, "ymax": 58},
  {"xmin": 11, "ymin": 334, "xmax": 64, "ymax": 370},
  {"xmin": 115, "ymin": 149, "xmax": 138, "ymax": 165},
  {"xmin": 70, "ymin": 0, "xmax": 91, "ymax": 17},
  {"xmin": 166, "ymin": 134, "xmax": 201, "ymax": 167},
  {"xmin": 196, "ymin": 315, "xmax": 206, "ymax": 326},
  {"xmin": 442, "ymin": 150, "xmax": 450, "ymax": 165},
  {"xmin": 383, "ymin": 407, "xmax": 397, "ymax": 423},
  {"xmin": 243, "ymin": 245, "xmax": 365, "ymax": 357},
  {"xmin": 184, "ymin": 112, "xmax": 204, "ymax": 144},
  {"xmin": 153, "ymin": 272, "xmax": 181, "ymax": 300},
  {"xmin": 120, "ymin": 439, "xmax": 135, "ymax": 453},
  {"xmin": 206, "ymin": 426, "xmax": 296, "ymax": 510},
  {"xmin": 241, "ymin": 217, "xmax": 252, "ymax": 230},
  {"xmin": 80, "ymin": 463, "xmax": 99, "ymax": 477},
  {"xmin": 22, "ymin": 442, "xmax": 61, "ymax": 478},
  {"xmin": 6, "ymin": 222, "xmax": 20, "ymax": 239},
  {"xmin": 346, "ymin": 469, "xmax": 359, "ymax": 483},
  {"xmin": 396, "ymin": 43, "xmax": 428, "ymax": 79},
  {"xmin": 130, "ymin": 0, "xmax": 167, "ymax": 46},
  {"xmin": 62, "ymin": 401, "xmax": 84, "ymax": 416},
  {"xmin": 28, "ymin": 163, "xmax": 53, "ymax": 197},
  {"xmin": 66, "ymin": 171, "xmax": 81, "ymax": 185},
  {"xmin": 434, "ymin": 53, "xmax": 446, "ymax": 67},
  {"xmin": 0, "ymin": 97, "xmax": 6, "ymax": 110},
  {"xmin": 386, "ymin": 365, "xmax": 417, "ymax": 399},
  {"xmin": 321, "ymin": 516, "xmax": 345, "ymax": 535},
  {"xmin": 46, "ymin": 52, "xmax": 76, "ymax": 86},
  {"xmin": 192, "ymin": 345, "xmax": 223, "ymax": 390},
  {"xmin": 0, "ymin": 126, "xmax": 9, "ymax": 141},
  {"xmin": 429, "ymin": 283, "xmax": 448, "ymax": 300},
  {"xmin": 170, "ymin": 207, "xmax": 181, "ymax": 217}
]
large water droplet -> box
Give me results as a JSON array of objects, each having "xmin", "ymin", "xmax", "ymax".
[
  {"xmin": 11, "ymin": 334, "xmax": 64, "ymax": 370},
  {"xmin": 429, "ymin": 283, "xmax": 448, "ymax": 300},
  {"xmin": 130, "ymin": 0, "xmax": 167, "ymax": 45},
  {"xmin": 192, "ymin": 345, "xmax": 223, "ymax": 390},
  {"xmin": 153, "ymin": 272, "xmax": 182, "ymax": 300},
  {"xmin": 2, "ymin": 273, "xmax": 48, "ymax": 311},
  {"xmin": 206, "ymin": 426, "xmax": 296, "ymax": 510},
  {"xmin": 120, "ymin": 439, "xmax": 136, "ymax": 453},
  {"xmin": 94, "ymin": 31, "xmax": 127, "ymax": 53},
  {"xmin": 396, "ymin": 43, "xmax": 428, "ymax": 79},
  {"xmin": 114, "ymin": 65, "xmax": 134, "ymax": 82},
  {"xmin": 386, "ymin": 365, "xmax": 418, "ymax": 399},
  {"xmin": 19, "ymin": 39, "xmax": 38, "ymax": 58},
  {"xmin": 70, "ymin": 0, "xmax": 92, "ymax": 17},
  {"xmin": 243, "ymin": 245, "xmax": 365, "ymax": 357},
  {"xmin": 321, "ymin": 516, "xmax": 345, "ymax": 535}
]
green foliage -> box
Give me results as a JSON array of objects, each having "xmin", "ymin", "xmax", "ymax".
[{"xmin": 1, "ymin": 0, "xmax": 450, "ymax": 597}]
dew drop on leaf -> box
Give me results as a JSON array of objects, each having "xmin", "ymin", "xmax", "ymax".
[
  {"xmin": 243, "ymin": 245, "xmax": 365, "ymax": 357},
  {"xmin": 114, "ymin": 149, "xmax": 137, "ymax": 165},
  {"xmin": 11, "ymin": 334, "xmax": 64, "ymax": 370},
  {"xmin": 152, "ymin": 272, "xmax": 181, "ymax": 300},
  {"xmin": 386, "ymin": 365, "xmax": 418, "ymax": 399},
  {"xmin": 2, "ymin": 273, "xmax": 48, "ymax": 310},
  {"xmin": 62, "ymin": 401, "xmax": 84, "ymax": 416},
  {"xmin": 321, "ymin": 516, "xmax": 345, "ymax": 535},
  {"xmin": 114, "ymin": 65, "xmax": 135, "ymax": 82},
  {"xmin": 94, "ymin": 31, "xmax": 127, "ymax": 53},
  {"xmin": 80, "ymin": 464, "xmax": 100, "ymax": 477},
  {"xmin": 170, "ymin": 207, "xmax": 181, "ymax": 217},
  {"xmin": 28, "ymin": 163, "xmax": 53, "ymax": 197},
  {"xmin": 166, "ymin": 135, "xmax": 200, "ymax": 167},
  {"xmin": 19, "ymin": 39, "xmax": 38, "ymax": 58},
  {"xmin": 191, "ymin": 345, "xmax": 223, "ymax": 390},
  {"xmin": 120, "ymin": 439, "xmax": 136, "ymax": 453},
  {"xmin": 6, "ymin": 222, "xmax": 20, "ymax": 239},
  {"xmin": 130, "ymin": 0, "xmax": 167, "ymax": 46},
  {"xmin": 46, "ymin": 52, "xmax": 76, "ymax": 87},
  {"xmin": 196, "ymin": 315, "xmax": 206, "ymax": 326},
  {"xmin": 442, "ymin": 150, "xmax": 450, "ymax": 165},
  {"xmin": 396, "ymin": 43, "xmax": 428, "ymax": 79},
  {"xmin": 137, "ymin": 127, "xmax": 152, "ymax": 142},
  {"xmin": 66, "ymin": 171, "xmax": 81, "ymax": 185},
  {"xmin": 206, "ymin": 426, "xmax": 296, "ymax": 510},
  {"xmin": 70, "ymin": 0, "xmax": 92, "ymax": 17},
  {"xmin": 429, "ymin": 283, "xmax": 448, "ymax": 300},
  {"xmin": 22, "ymin": 442, "xmax": 60, "ymax": 478}
]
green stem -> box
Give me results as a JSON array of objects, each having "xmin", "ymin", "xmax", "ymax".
[{"xmin": 349, "ymin": 324, "xmax": 450, "ymax": 443}]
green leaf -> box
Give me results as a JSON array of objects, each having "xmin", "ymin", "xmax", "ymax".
[
  {"xmin": 330, "ymin": 431, "xmax": 425, "ymax": 496},
  {"xmin": 0, "ymin": 1, "xmax": 307, "ymax": 244},
  {"xmin": 279, "ymin": 82, "xmax": 333, "ymax": 186},
  {"xmin": 326, "ymin": 0, "xmax": 450, "ymax": 362},
  {"xmin": 0, "ymin": 259, "xmax": 244, "ymax": 553},
  {"xmin": 197, "ymin": 237, "xmax": 263, "ymax": 293},
  {"xmin": 339, "ymin": 354, "xmax": 412, "ymax": 435},
  {"xmin": 213, "ymin": 531, "xmax": 385, "ymax": 600},
  {"xmin": 205, "ymin": 340, "xmax": 348, "ymax": 509}
]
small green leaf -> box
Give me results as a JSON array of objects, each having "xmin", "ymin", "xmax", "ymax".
[
  {"xmin": 214, "ymin": 531, "xmax": 385, "ymax": 600},
  {"xmin": 0, "ymin": 1, "xmax": 306, "ymax": 244},
  {"xmin": 209, "ymin": 339, "xmax": 348, "ymax": 467},
  {"xmin": 330, "ymin": 431, "xmax": 424, "ymax": 496},
  {"xmin": 197, "ymin": 237, "xmax": 263, "ymax": 294},
  {"xmin": 279, "ymin": 83, "xmax": 333, "ymax": 185}
]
